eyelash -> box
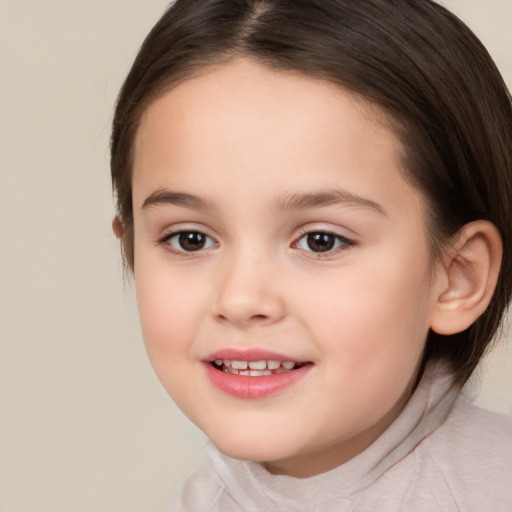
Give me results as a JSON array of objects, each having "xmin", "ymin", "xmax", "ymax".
[
  {"xmin": 293, "ymin": 229, "xmax": 355, "ymax": 257},
  {"xmin": 157, "ymin": 229, "xmax": 355, "ymax": 257},
  {"xmin": 158, "ymin": 230, "xmax": 217, "ymax": 257}
]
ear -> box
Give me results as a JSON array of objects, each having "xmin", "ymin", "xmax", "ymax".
[
  {"xmin": 430, "ymin": 220, "xmax": 502, "ymax": 335},
  {"xmin": 112, "ymin": 215, "xmax": 125, "ymax": 239}
]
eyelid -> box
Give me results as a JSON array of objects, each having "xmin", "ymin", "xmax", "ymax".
[
  {"xmin": 157, "ymin": 227, "xmax": 219, "ymax": 256},
  {"xmin": 291, "ymin": 227, "xmax": 355, "ymax": 257},
  {"xmin": 156, "ymin": 221, "xmax": 217, "ymax": 242}
]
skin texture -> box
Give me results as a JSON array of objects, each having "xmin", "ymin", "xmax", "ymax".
[{"xmin": 129, "ymin": 59, "xmax": 456, "ymax": 477}]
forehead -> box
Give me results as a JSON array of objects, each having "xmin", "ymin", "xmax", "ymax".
[
  {"xmin": 132, "ymin": 58, "xmax": 420, "ymax": 219},
  {"xmin": 134, "ymin": 59, "xmax": 398, "ymax": 157}
]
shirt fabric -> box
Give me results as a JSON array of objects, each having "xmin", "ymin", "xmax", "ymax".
[{"xmin": 166, "ymin": 363, "xmax": 512, "ymax": 511}]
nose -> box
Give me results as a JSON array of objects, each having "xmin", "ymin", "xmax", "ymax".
[{"xmin": 211, "ymin": 251, "xmax": 286, "ymax": 327}]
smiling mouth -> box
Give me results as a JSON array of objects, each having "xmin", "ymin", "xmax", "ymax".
[{"xmin": 211, "ymin": 359, "xmax": 305, "ymax": 376}]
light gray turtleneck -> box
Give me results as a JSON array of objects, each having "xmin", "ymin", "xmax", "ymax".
[{"xmin": 166, "ymin": 364, "xmax": 512, "ymax": 511}]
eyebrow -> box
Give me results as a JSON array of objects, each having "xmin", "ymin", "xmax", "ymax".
[
  {"xmin": 141, "ymin": 189, "xmax": 216, "ymax": 211},
  {"xmin": 141, "ymin": 187, "xmax": 386, "ymax": 216},
  {"xmin": 273, "ymin": 190, "xmax": 387, "ymax": 216}
]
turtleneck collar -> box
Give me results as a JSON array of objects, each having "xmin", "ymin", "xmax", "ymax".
[{"xmin": 207, "ymin": 362, "xmax": 459, "ymax": 510}]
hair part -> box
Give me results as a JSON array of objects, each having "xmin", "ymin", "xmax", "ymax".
[{"xmin": 111, "ymin": 0, "xmax": 512, "ymax": 384}]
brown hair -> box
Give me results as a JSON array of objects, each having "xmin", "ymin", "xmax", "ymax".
[{"xmin": 111, "ymin": 0, "xmax": 512, "ymax": 384}]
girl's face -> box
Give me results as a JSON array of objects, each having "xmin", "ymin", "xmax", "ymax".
[{"xmin": 131, "ymin": 59, "xmax": 445, "ymax": 477}]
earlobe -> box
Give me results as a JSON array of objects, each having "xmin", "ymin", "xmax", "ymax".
[
  {"xmin": 112, "ymin": 215, "xmax": 125, "ymax": 239},
  {"xmin": 430, "ymin": 220, "xmax": 502, "ymax": 335}
]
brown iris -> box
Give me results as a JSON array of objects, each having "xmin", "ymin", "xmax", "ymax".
[
  {"xmin": 306, "ymin": 233, "xmax": 337, "ymax": 252},
  {"xmin": 178, "ymin": 232, "xmax": 207, "ymax": 251}
]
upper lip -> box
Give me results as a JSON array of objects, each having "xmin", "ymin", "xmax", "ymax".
[{"xmin": 203, "ymin": 348, "xmax": 308, "ymax": 363}]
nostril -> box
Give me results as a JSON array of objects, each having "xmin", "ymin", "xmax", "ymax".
[
  {"xmin": 215, "ymin": 312, "xmax": 270, "ymax": 325},
  {"xmin": 212, "ymin": 290, "xmax": 286, "ymax": 326},
  {"xmin": 251, "ymin": 314, "xmax": 269, "ymax": 321}
]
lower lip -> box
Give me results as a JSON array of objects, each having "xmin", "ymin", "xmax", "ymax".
[{"xmin": 204, "ymin": 363, "xmax": 312, "ymax": 399}]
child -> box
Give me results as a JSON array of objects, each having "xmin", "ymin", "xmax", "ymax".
[{"xmin": 110, "ymin": 0, "xmax": 512, "ymax": 510}]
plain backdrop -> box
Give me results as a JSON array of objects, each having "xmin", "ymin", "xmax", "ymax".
[{"xmin": 1, "ymin": 1, "xmax": 511, "ymax": 511}]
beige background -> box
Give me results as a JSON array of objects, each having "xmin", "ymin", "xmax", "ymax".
[{"xmin": 1, "ymin": 1, "xmax": 511, "ymax": 511}]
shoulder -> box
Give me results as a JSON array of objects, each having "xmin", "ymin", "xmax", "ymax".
[
  {"xmin": 164, "ymin": 453, "xmax": 224, "ymax": 512},
  {"xmin": 432, "ymin": 394, "xmax": 512, "ymax": 459},
  {"xmin": 417, "ymin": 394, "xmax": 512, "ymax": 510}
]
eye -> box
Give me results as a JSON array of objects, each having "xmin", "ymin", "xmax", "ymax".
[
  {"xmin": 295, "ymin": 231, "xmax": 353, "ymax": 253},
  {"xmin": 164, "ymin": 231, "xmax": 216, "ymax": 252}
]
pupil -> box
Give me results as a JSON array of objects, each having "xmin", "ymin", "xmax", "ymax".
[
  {"xmin": 179, "ymin": 232, "xmax": 205, "ymax": 251},
  {"xmin": 307, "ymin": 233, "xmax": 335, "ymax": 252}
]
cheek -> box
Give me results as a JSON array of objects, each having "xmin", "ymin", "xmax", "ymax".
[
  {"xmin": 304, "ymin": 262, "xmax": 433, "ymax": 430},
  {"xmin": 134, "ymin": 267, "xmax": 207, "ymax": 412},
  {"xmin": 134, "ymin": 260, "xmax": 205, "ymax": 364},
  {"xmin": 303, "ymin": 251, "xmax": 433, "ymax": 365}
]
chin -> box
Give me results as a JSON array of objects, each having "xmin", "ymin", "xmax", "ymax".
[{"xmin": 208, "ymin": 429, "xmax": 300, "ymax": 463}]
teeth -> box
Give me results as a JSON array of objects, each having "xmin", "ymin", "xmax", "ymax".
[
  {"xmin": 248, "ymin": 360, "xmax": 266, "ymax": 370},
  {"xmin": 213, "ymin": 359, "xmax": 299, "ymax": 373},
  {"xmin": 250, "ymin": 370, "xmax": 273, "ymax": 376}
]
